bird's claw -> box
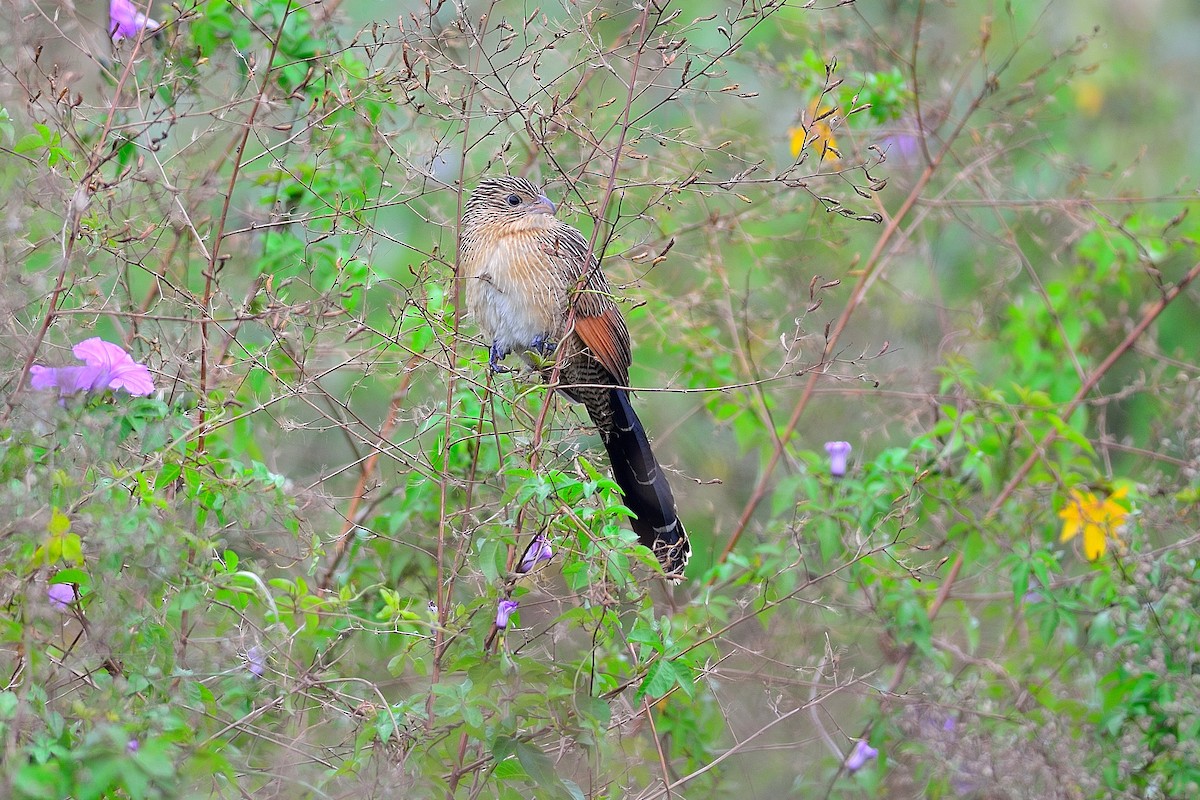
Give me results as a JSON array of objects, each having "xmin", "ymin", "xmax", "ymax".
[
  {"xmin": 488, "ymin": 341, "xmax": 512, "ymax": 373},
  {"xmin": 529, "ymin": 334, "xmax": 557, "ymax": 357}
]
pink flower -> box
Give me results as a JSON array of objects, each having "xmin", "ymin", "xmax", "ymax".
[
  {"xmin": 109, "ymin": 0, "xmax": 160, "ymax": 43},
  {"xmin": 48, "ymin": 583, "xmax": 77, "ymax": 611},
  {"xmin": 30, "ymin": 337, "xmax": 154, "ymax": 397}
]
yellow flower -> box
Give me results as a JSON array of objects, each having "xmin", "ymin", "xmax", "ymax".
[
  {"xmin": 1058, "ymin": 486, "xmax": 1130, "ymax": 561},
  {"xmin": 789, "ymin": 97, "xmax": 841, "ymax": 162}
]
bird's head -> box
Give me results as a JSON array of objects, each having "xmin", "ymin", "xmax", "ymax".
[{"xmin": 463, "ymin": 176, "xmax": 558, "ymax": 233}]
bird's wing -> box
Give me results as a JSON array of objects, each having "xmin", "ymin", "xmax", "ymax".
[{"xmin": 544, "ymin": 224, "xmax": 632, "ymax": 385}]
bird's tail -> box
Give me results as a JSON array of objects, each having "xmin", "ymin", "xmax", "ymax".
[{"xmin": 596, "ymin": 388, "xmax": 691, "ymax": 581}]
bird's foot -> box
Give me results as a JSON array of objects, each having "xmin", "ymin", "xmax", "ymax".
[
  {"xmin": 529, "ymin": 334, "xmax": 557, "ymax": 357},
  {"xmin": 488, "ymin": 341, "xmax": 512, "ymax": 373}
]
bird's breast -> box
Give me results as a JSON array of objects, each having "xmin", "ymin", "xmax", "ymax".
[{"xmin": 464, "ymin": 233, "xmax": 568, "ymax": 350}]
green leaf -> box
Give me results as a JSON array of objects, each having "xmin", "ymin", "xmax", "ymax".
[
  {"xmin": 1010, "ymin": 559, "xmax": 1030, "ymax": 603},
  {"xmin": 478, "ymin": 536, "xmax": 506, "ymax": 584},
  {"xmin": 14, "ymin": 132, "xmax": 46, "ymax": 155},
  {"xmin": 47, "ymin": 508, "xmax": 70, "ymax": 537},
  {"xmin": 626, "ymin": 617, "xmax": 662, "ymax": 651},
  {"xmin": 514, "ymin": 742, "xmax": 574, "ymax": 800},
  {"xmin": 0, "ymin": 691, "xmax": 18, "ymax": 719},
  {"xmin": 60, "ymin": 533, "xmax": 82, "ymax": 565},
  {"xmin": 133, "ymin": 738, "xmax": 177, "ymax": 779},
  {"xmin": 636, "ymin": 659, "xmax": 679, "ymax": 701},
  {"xmin": 155, "ymin": 462, "xmax": 182, "ymax": 491},
  {"xmin": 575, "ymin": 694, "xmax": 612, "ymax": 729},
  {"xmin": 12, "ymin": 762, "xmax": 68, "ymax": 799},
  {"xmin": 491, "ymin": 734, "xmax": 517, "ymax": 762},
  {"xmin": 493, "ymin": 757, "xmax": 526, "ymax": 780},
  {"xmin": 49, "ymin": 568, "xmax": 89, "ymax": 588}
]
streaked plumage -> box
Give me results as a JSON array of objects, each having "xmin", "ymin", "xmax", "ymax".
[{"xmin": 459, "ymin": 176, "xmax": 690, "ymax": 580}]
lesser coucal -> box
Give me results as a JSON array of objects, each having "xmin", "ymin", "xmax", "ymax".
[{"xmin": 459, "ymin": 176, "xmax": 691, "ymax": 580}]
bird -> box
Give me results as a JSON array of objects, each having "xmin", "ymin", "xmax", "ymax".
[{"xmin": 458, "ymin": 175, "xmax": 691, "ymax": 581}]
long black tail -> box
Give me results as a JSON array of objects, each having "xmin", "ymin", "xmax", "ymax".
[{"xmin": 598, "ymin": 388, "xmax": 690, "ymax": 580}]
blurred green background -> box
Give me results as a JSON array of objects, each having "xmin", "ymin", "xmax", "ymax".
[{"xmin": 1, "ymin": 0, "xmax": 1199, "ymax": 797}]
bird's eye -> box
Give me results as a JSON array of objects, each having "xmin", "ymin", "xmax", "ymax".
[{"xmin": 505, "ymin": 194, "xmax": 522, "ymax": 207}]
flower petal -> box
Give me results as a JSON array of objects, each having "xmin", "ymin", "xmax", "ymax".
[
  {"xmin": 1083, "ymin": 522, "xmax": 1107, "ymax": 560},
  {"xmin": 31, "ymin": 365, "xmax": 109, "ymax": 394},
  {"xmin": 48, "ymin": 583, "xmax": 77, "ymax": 610},
  {"xmin": 1059, "ymin": 517, "xmax": 1080, "ymax": 543},
  {"xmin": 30, "ymin": 365, "xmax": 59, "ymax": 392},
  {"xmin": 73, "ymin": 337, "xmax": 134, "ymax": 369},
  {"xmin": 495, "ymin": 599, "xmax": 519, "ymax": 629},
  {"xmin": 518, "ymin": 536, "xmax": 554, "ymax": 574},
  {"xmin": 107, "ymin": 362, "xmax": 155, "ymax": 396},
  {"xmin": 824, "ymin": 441, "xmax": 852, "ymax": 477},
  {"xmin": 845, "ymin": 740, "xmax": 878, "ymax": 772},
  {"xmin": 788, "ymin": 127, "xmax": 806, "ymax": 159},
  {"xmin": 109, "ymin": 0, "xmax": 159, "ymax": 42}
]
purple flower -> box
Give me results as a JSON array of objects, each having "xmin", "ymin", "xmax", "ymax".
[
  {"xmin": 109, "ymin": 0, "xmax": 160, "ymax": 42},
  {"xmin": 126, "ymin": 739, "xmax": 139, "ymax": 753},
  {"xmin": 844, "ymin": 739, "xmax": 878, "ymax": 772},
  {"xmin": 517, "ymin": 535, "xmax": 554, "ymax": 574},
  {"xmin": 30, "ymin": 337, "xmax": 154, "ymax": 397},
  {"xmin": 246, "ymin": 646, "xmax": 265, "ymax": 677},
  {"xmin": 824, "ymin": 441, "xmax": 852, "ymax": 477},
  {"xmin": 48, "ymin": 583, "xmax": 77, "ymax": 611},
  {"xmin": 495, "ymin": 599, "xmax": 519, "ymax": 629}
]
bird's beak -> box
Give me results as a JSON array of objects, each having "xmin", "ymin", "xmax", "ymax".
[{"xmin": 533, "ymin": 194, "xmax": 557, "ymax": 215}]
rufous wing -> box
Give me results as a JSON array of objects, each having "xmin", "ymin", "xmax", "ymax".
[{"xmin": 574, "ymin": 308, "xmax": 631, "ymax": 385}]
